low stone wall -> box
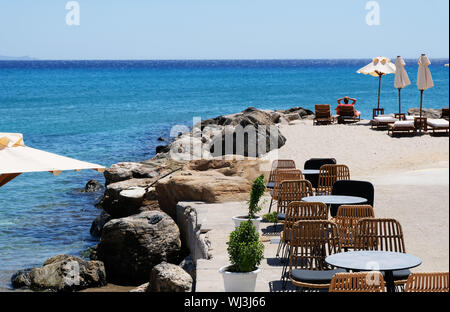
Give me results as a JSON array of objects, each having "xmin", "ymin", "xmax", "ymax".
[{"xmin": 176, "ymin": 202, "xmax": 212, "ymax": 263}]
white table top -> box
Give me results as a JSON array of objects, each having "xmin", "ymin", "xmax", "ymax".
[
  {"xmin": 326, "ymin": 251, "xmax": 422, "ymax": 272},
  {"xmin": 302, "ymin": 195, "xmax": 367, "ymax": 205}
]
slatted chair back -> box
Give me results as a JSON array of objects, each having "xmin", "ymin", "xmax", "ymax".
[
  {"xmin": 315, "ymin": 104, "xmax": 331, "ymax": 118},
  {"xmin": 317, "ymin": 164, "xmax": 351, "ymax": 195},
  {"xmin": 338, "ymin": 105, "xmax": 357, "ymax": 117},
  {"xmin": 276, "ymin": 180, "xmax": 313, "ymax": 217},
  {"xmin": 283, "ymin": 202, "xmax": 328, "ymax": 244},
  {"xmin": 272, "ymin": 169, "xmax": 304, "ymax": 199},
  {"xmin": 268, "ymin": 159, "xmax": 296, "ymax": 183},
  {"xmin": 289, "ymin": 220, "xmax": 341, "ymax": 271},
  {"xmin": 329, "ymin": 272, "xmax": 386, "ymax": 292},
  {"xmin": 404, "ymin": 272, "xmax": 449, "ymax": 292},
  {"xmin": 335, "ymin": 205, "xmax": 375, "ymax": 249},
  {"xmin": 304, "ymin": 158, "xmax": 337, "ymax": 188},
  {"xmin": 354, "ymin": 218, "xmax": 406, "ymax": 252}
]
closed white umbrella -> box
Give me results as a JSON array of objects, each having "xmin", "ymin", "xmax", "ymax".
[
  {"xmin": 0, "ymin": 133, "xmax": 105, "ymax": 187},
  {"xmin": 416, "ymin": 54, "xmax": 434, "ymax": 134},
  {"xmin": 394, "ymin": 56, "xmax": 411, "ymax": 118},
  {"xmin": 357, "ymin": 57, "xmax": 396, "ymax": 118}
]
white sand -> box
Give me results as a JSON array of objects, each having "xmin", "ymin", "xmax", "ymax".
[{"xmin": 266, "ymin": 119, "xmax": 449, "ymax": 272}]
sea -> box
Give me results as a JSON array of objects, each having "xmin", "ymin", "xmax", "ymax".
[{"xmin": 0, "ymin": 59, "xmax": 448, "ymax": 290}]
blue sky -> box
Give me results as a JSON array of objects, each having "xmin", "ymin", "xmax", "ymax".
[{"xmin": 0, "ymin": 0, "xmax": 448, "ymax": 59}]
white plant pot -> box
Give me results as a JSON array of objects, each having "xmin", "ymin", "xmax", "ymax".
[
  {"xmin": 232, "ymin": 216, "xmax": 262, "ymax": 232},
  {"xmin": 219, "ymin": 266, "xmax": 261, "ymax": 292}
]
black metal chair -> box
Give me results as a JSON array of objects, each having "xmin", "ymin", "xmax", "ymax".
[
  {"xmin": 303, "ymin": 158, "xmax": 336, "ymax": 188},
  {"xmin": 330, "ymin": 180, "xmax": 374, "ymax": 217}
]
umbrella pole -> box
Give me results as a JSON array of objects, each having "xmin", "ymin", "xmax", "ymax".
[
  {"xmin": 377, "ymin": 75, "xmax": 382, "ymax": 110},
  {"xmin": 419, "ymin": 90, "xmax": 424, "ymax": 134},
  {"xmin": 398, "ymin": 88, "xmax": 401, "ymax": 116}
]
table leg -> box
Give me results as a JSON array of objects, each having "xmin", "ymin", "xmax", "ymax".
[{"xmin": 384, "ymin": 271, "xmax": 395, "ymax": 293}]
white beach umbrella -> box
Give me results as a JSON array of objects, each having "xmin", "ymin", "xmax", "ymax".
[
  {"xmin": 357, "ymin": 56, "xmax": 396, "ymax": 117},
  {"xmin": 0, "ymin": 132, "xmax": 105, "ymax": 187},
  {"xmin": 416, "ymin": 54, "xmax": 434, "ymax": 133},
  {"xmin": 394, "ymin": 56, "xmax": 411, "ymax": 117}
]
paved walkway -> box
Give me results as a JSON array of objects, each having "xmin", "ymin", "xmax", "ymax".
[{"xmin": 194, "ymin": 198, "xmax": 293, "ymax": 292}]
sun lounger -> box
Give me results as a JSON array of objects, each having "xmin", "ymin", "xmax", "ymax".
[
  {"xmin": 313, "ymin": 104, "xmax": 335, "ymax": 125},
  {"xmin": 371, "ymin": 114, "xmax": 398, "ymax": 129},
  {"xmin": 427, "ymin": 119, "xmax": 449, "ymax": 135},
  {"xmin": 387, "ymin": 120, "xmax": 416, "ymax": 136},
  {"xmin": 336, "ymin": 105, "xmax": 361, "ymax": 124}
]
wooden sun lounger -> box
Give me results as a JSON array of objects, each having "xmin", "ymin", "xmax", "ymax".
[
  {"xmin": 388, "ymin": 120, "xmax": 416, "ymax": 136},
  {"xmin": 337, "ymin": 106, "xmax": 361, "ymax": 124},
  {"xmin": 313, "ymin": 104, "xmax": 335, "ymax": 125},
  {"xmin": 427, "ymin": 119, "xmax": 449, "ymax": 135}
]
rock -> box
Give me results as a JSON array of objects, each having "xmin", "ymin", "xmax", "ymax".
[
  {"xmin": 11, "ymin": 269, "xmax": 32, "ymax": 289},
  {"xmin": 129, "ymin": 282, "xmax": 150, "ymax": 292},
  {"xmin": 90, "ymin": 211, "xmax": 112, "ymax": 238},
  {"xmin": 96, "ymin": 211, "xmax": 181, "ymax": 285},
  {"xmin": 179, "ymin": 255, "xmax": 196, "ymax": 280},
  {"xmin": 84, "ymin": 179, "xmax": 103, "ymax": 192},
  {"xmin": 144, "ymin": 187, "xmax": 158, "ymax": 200},
  {"xmin": 407, "ymin": 108, "xmax": 442, "ymax": 119},
  {"xmin": 119, "ymin": 187, "xmax": 146, "ymax": 208},
  {"xmin": 100, "ymin": 178, "xmax": 154, "ymax": 218},
  {"xmin": 104, "ymin": 160, "xmax": 179, "ymax": 185},
  {"xmin": 209, "ymin": 124, "xmax": 286, "ymax": 157},
  {"xmin": 11, "ymin": 255, "xmax": 106, "ymax": 292},
  {"xmin": 156, "ymin": 145, "xmax": 170, "ymax": 154},
  {"xmin": 277, "ymin": 107, "xmax": 314, "ymax": 118},
  {"xmin": 150, "ymin": 262, "xmax": 193, "ymax": 292},
  {"xmin": 156, "ymin": 158, "xmax": 268, "ymax": 217}
]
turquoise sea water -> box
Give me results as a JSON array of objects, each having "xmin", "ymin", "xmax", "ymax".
[{"xmin": 0, "ymin": 59, "xmax": 448, "ymax": 290}]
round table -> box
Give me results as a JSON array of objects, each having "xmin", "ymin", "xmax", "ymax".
[
  {"xmin": 302, "ymin": 169, "xmax": 320, "ymax": 175},
  {"xmin": 326, "ymin": 251, "xmax": 422, "ymax": 292},
  {"xmin": 302, "ymin": 195, "xmax": 367, "ymax": 205}
]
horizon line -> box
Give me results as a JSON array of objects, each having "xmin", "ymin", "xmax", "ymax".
[{"xmin": 1, "ymin": 57, "xmax": 449, "ymax": 62}]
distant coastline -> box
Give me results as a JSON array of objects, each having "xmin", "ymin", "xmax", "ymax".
[{"xmin": 0, "ymin": 55, "xmax": 37, "ymax": 61}]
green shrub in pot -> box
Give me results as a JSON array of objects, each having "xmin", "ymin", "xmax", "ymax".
[{"xmin": 226, "ymin": 220, "xmax": 264, "ymax": 272}]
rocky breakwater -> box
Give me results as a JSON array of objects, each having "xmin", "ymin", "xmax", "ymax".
[{"xmin": 11, "ymin": 106, "xmax": 313, "ymax": 292}]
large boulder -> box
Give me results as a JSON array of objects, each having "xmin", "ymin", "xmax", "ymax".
[
  {"xmin": 150, "ymin": 262, "xmax": 193, "ymax": 292},
  {"xmin": 209, "ymin": 125, "xmax": 286, "ymax": 157},
  {"xmin": 156, "ymin": 158, "xmax": 268, "ymax": 217},
  {"xmin": 11, "ymin": 255, "xmax": 106, "ymax": 292},
  {"xmin": 96, "ymin": 211, "xmax": 182, "ymax": 285},
  {"xmin": 100, "ymin": 178, "xmax": 155, "ymax": 218}
]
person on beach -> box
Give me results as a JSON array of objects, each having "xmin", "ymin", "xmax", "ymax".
[
  {"xmin": 337, "ymin": 96, "xmax": 357, "ymax": 105},
  {"xmin": 335, "ymin": 96, "xmax": 360, "ymax": 123}
]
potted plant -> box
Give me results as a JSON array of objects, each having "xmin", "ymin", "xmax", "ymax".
[
  {"xmin": 219, "ymin": 220, "xmax": 264, "ymax": 292},
  {"xmin": 232, "ymin": 174, "xmax": 266, "ymax": 231}
]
